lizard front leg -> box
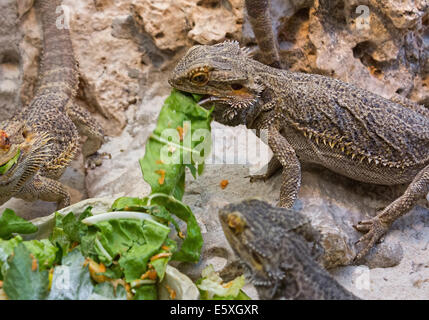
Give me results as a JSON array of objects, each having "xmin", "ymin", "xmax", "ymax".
[
  {"xmin": 268, "ymin": 126, "xmax": 301, "ymax": 208},
  {"xmin": 354, "ymin": 163, "xmax": 429, "ymax": 261},
  {"xmin": 17, "ymin": 174, "xmax": 71, "ymax": 209},
  {"xmin": 66, "ymin": 103, "xmax": 104, "ymax": 157},
  {"xmin": 66, "ymin": 103, "xmax": 109, "ymax": 168}
]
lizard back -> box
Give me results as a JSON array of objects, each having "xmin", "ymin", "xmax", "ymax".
[{"xmin": 257, "ymin": 66, "xmax": 429, "ymax": 169}]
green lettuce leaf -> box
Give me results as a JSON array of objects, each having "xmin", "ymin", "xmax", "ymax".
[
  {"xmin": 3, "ymin": 243, "xmax": 49, "ymax": 300},
  {"xmin": 89, "ymin": 282, "xmax": 127, "ymax": 300},
  {"xmin": 110, "ymin": 196, "xmax": 202, "ymax": 263},
  {"xmin": 133, "ymin": 284, "xmax": 157, "ymax": 300},
  {"xmin": 150, "ymin": 238, "xmax": 177, "ymax": 282},
  {"xmin": 49, "ymin": 207, "xmax": 93, "ymax": 260},
  {"xmin": 93, "ymin": 219, "xmax": 147, "ymax": 264},
  {"xmin": 197, "ymin": 265, "xmax": 251, "ymax": 300},
  {"xmin": 0, "ymin": 236, "xmax": 57, "ymax": 278},
  {"xmin": 118, "ymin": 219, "xmax": 170, "ymax": 282},
  {"xmin": 140, "ymin": 89, "xmax": 212, "ymax": 200},
  {"xmin": 148, "ymin": 194, "xmax": 202, "ymax": 262},
  {"xmin": 47, "ymin": 249, "xmax": 94, "ymax": 300},
  {"xmin": 0, "ymin": 208, "xmax": 37, "ymax": 239},
  {"xmin": 23, "ymin": 239, "xmax": 58, "ymax": 271}
]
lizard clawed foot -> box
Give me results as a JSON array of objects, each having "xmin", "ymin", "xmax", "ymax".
[
  {"xmin": 85, "ymin": 151, "xmax": 111, "ymax": 170},
  {"xmin": 245, "ymin": 174, "xmax": 269, "ymax": 183},
  {"xmin": 353, "ymin": 217, "xmax": 389, "ymax": 262}
]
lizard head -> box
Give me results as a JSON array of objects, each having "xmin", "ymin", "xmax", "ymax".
[
  {"xmin": 0, "ymin": 129, "xmax": 20, "ymax": 174},
  {"xmin": 218, "ymin": 199, "xmax": 290, "ymax": 298},
  {"xmin": 0, "ymin": 123, "xmax": 51, "ymax": 185},
  {"xmin": 169, "ymin": 41, "xmax": 263, "ymax": 126},
  {"xmin": 219, "ymin": 199, "xmax": 324, "ymax": 299}
]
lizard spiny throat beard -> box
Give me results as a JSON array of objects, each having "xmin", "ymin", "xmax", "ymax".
[{"xmin": 198, "ymin": 87, "xmax": 260, "ymax": 125}]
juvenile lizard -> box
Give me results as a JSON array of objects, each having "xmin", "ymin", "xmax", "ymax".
[
  {"xmin": 168, "ymin": 40, "xmax": 429, "ymax": 261},
  {"xmin": 0, "ymin": 0, "xmax": 105, "ymax": 209},
  {"xmin": 219, "ymin": 199, "xmax": 359, "ymax": 299}
]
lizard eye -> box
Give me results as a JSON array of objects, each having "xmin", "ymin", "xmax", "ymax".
[
  {"xmin": 190, "ymin": 72, "xmax": 209, "ymax": 86},
  {"xmin": 231, "ymin": 83, "xmax": 243, "ymax": 91}
]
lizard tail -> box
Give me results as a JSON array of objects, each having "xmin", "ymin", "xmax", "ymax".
[
  {"xmin": 34, "ymin": 0, "xmax": 79, "ymax": 98},
  {"xmin": 245, "ymin": 0, "xmax": 282, "ymax": 69}
]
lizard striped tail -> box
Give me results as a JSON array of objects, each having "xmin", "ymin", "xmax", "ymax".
[
  {"xmin": 245, "ymin": 0, "xmax": 282, "ymax": 69},
  {"xmin": 34, "ymin": 0, "xmax": 79, "ymax": 99}
]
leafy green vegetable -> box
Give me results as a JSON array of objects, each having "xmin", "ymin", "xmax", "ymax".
[
  {"xmin": 48, "ymin": 249, "xmax": 94, "ymax": 300},
  {"xmin": 0, "ymin": 208, "xmax": 37, "ymax": 239},
  {"xmin": 151, "ymin": 238, "xmax": 176, "ymax": 282},
  {"xmin": 1, "ymin": 90, "xmax": 214, "ymax": 300},
  {"xmin": 148, "ymin": 193, "xmax": 203, "ymax": 262},
  {"xmin": 111, "ymin": 197, "xmax": 148, "ymax": 211},
  {"xmin": 0, "ymin": 236, "xmax": 57, "ymax": 277},
  {"xmin": 111, "ymin": 195, "xmax": 203, "ymax": 263},
  {"xmin": 50, "ymin": 207, "xmax": 93, "ymax": 260},
  {"xmin": 89, "ymin": 282, "xmax": 127, "ymax": 300},
  {"xmin": 133, "ymin": 284, "xmax": 158, "ymax": 300},
  {"xmin": 0, "ymin": 148, "xmax": 20, "ymax": 175},
  {"xmin": 197, "ymin": 265, "xmax": 251, "ymax": 300},
  {"xmin": 0, "ymin": 236, "xmax": 21, "ymax": 279},
  {"xmin": 3, "ymin": 243, "xmax": 49, "ymax": 300},
  {"xmin": 92, "ymin": 219, "xmax": 146, "ymax": 264},
  {"xmin": 23, "ymin": 239, "xmax": 58, "ymax": 270},
  {"xmin": 140, "ymin": 89, "xmax": 212, "ymax": 200},
  {"xmin": 118, "ymin": 219, "xmax": 170, "ymax": 282}
]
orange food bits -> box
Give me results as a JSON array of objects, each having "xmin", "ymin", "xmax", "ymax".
[
  {"xmin": 0, "ymin": 280, "xmax": 3, "ymax": 288},
  {"xmin": 155, "ymin": 159, "xmax": 164, "ymax": 165},
  {"xmin": 220, "ymin": 179, "xmax": 229, "ymax": 189},
  {"xmin": 165, "ymin": 284, "xmax": 176, "ymax": 300},
  {"xmin": 161, "ymin": 245, "xmax": 170, "ymax": 251},
  {"xmin": 177, "ymin": 126, "xmax": 184, "ymax": 141},
  {"xmin": 84, "ymin": 258, "xmax": 108, "ymax": 283},
  {"xmin": 155, "ymin": 169, "xmax": 166, "ymax": 185},
  {"xmin": 30, "ymin": 254, "xmax": 37, "ymax": 271},
  {"xmin": 141, "ymin": 269, "xmax": 158, "ymax": 281},
  {"xmin": 150, "ymin": 252, "xmax": 172, "ymax": 262}
]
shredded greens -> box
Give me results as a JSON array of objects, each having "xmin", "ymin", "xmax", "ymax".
[
  {"xmin": 197, "ymin": 265, "xmax": 251, "ymax": 300},
  {"xmin": 0, "ymin": 90, "xmax": 215, "ymax": 300}
]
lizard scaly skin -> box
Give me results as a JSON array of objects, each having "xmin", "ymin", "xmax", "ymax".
[
  {"xmin": 0, "ymin": 0, "xmax": 105, "ymax": 210},
  {"xmin": 168, "ymin": 40, "xmax": 429, "ymax": 261},
  {"xmin": 219, "ymin": 199, "xmax": 359, "ymax": 299}
]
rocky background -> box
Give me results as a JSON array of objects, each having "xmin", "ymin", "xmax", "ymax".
[{"xmin": 0, "ymin": 0, "xmax": 428, "ymax": 299}]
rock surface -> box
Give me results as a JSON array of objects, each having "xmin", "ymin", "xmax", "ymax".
[{"xmin": 0, "ymin": 0, "xmax": 428, "ymax": 300}]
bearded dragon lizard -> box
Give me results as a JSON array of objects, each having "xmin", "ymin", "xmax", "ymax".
[
  {"xmin": 219, "ymin": 199, "xmax": 359, "ymax": 299},
  {"xmin": 0, "ymin": 0, "xmax": 104, "ymax": 210},
  {"xmin": 168, "ymin": 39, "xmax": 429, "ymax": 261}
]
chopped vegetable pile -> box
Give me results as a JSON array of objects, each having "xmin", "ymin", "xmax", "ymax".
[{"xmin": 0, "ymin": 90, "xmax": 250, "ymax": 300}]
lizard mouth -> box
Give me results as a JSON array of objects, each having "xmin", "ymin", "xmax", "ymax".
[{"xmin": 198, "ymin": 95, "xmax": 229, "ymax": 106}]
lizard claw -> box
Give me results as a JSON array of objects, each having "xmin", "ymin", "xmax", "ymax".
[
  {"xmin": 353, "ymin": 217, "xmax": 389, "ymax": 262},
  {"xmin": 244, "ymin": 174, "xmax": 268, "ymax": 183},
  {"xmin": 85, "ymin": 151, "xmax": 111, "ymax": 170}
]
